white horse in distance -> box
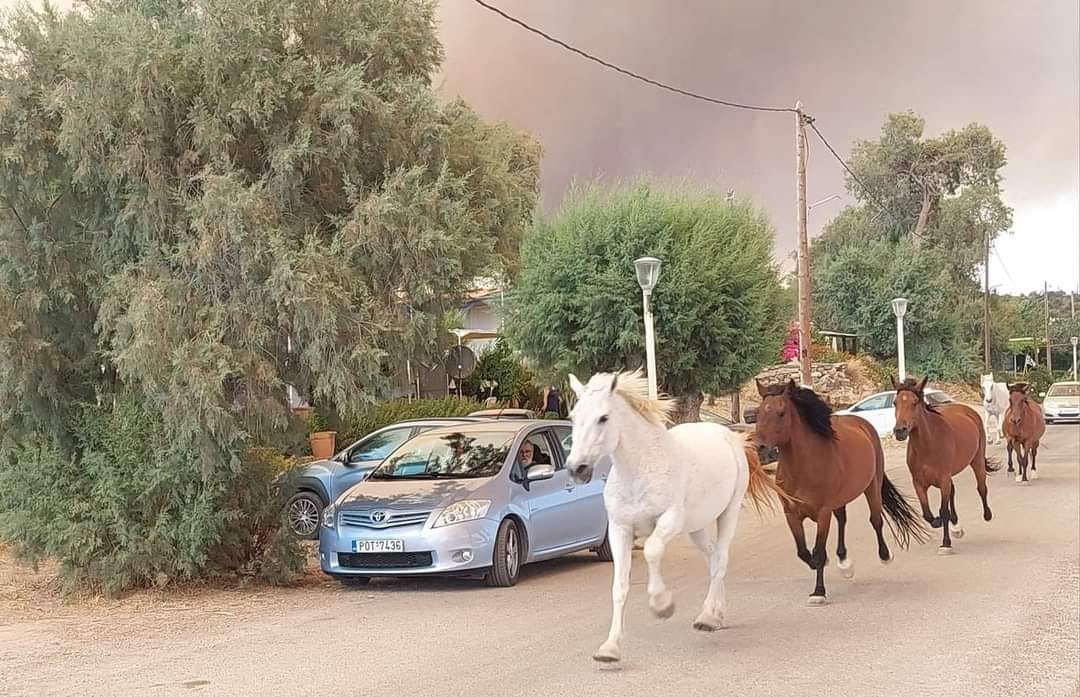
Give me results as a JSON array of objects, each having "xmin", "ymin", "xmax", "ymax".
[
  {"xmin": 981, "ymin": 373, "xmax": 1009, "ymax": 445},
  {"xmin": 564, "ymin": 370, "xmax": 784, "ymax": 663}
]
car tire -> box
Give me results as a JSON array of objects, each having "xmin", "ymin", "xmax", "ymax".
[
  {"xmin": 336, "ymin": 575, "xmax": 370, "ymax": 587},
  {"xmin": 1045, "ymin": 419, "xmax": 1055, "ymax": 425},
  {"xmin": 594, "ymin": 530, "xmax": 614, "ymax": 562},
  {"xmin": 285, "ymin": 492, "xmax": 323, "ymax": 540},
  {"xmin": 485, "ymin": 519, "xmax": 522, "ymax": 587}
]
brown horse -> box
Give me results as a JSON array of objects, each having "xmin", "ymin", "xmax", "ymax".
[
  {"xmin": 891, "ymin": 376, "xmax": 998, "ymax": 554},
  {"xmin": 1003, "ymin": 383, "xmax": 1046, "ymax": 484},
  {"xmin": 755, "ymin": 379, "xmax": 928, "ymax": 604}
]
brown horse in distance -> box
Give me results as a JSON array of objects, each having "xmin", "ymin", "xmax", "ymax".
[
  {"xmin": 755, "ymin": 379, "xmax": 928, "ymax": 604},
  {"xmin": 891, "ymin": 376, "xmax": 998, "ymax": 555},
  {"xmin": 1003, "ymin": 383, "xmax": 1046, "ymax": 484}
]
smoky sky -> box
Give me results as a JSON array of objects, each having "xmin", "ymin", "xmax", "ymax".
[{"xmin": 436, "ymin": 0, "xmax": 1080, "ymax": 277}]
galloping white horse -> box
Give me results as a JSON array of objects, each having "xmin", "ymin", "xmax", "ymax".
[
  {"xmin": 564, "ymin": 370, "xmax": 782, "ymax": 663},
  {"xmin": 981, "ymin": 373, "xmax": 1009, "ymax": 445}
]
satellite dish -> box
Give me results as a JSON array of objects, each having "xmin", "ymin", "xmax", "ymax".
[{"xmin": 444, "ymin": 345, "xmax": 477, "ymax": 380}]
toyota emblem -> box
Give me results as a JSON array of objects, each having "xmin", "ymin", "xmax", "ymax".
[{"xmin": 370, "ymin": 510, "xmax": 388, "ymax": 523}]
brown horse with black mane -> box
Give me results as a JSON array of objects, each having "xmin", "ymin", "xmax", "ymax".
[
  {"xmin": 1003, "ymin": 382, "xmax": 1046, "ymax": 484},
  {"xmin": 755, "ymin": 379, "xmax": 928, "ymax": 605},
  {"xmin": 891, "ymin": 376, "xmax": 998, "ymax": 555}
]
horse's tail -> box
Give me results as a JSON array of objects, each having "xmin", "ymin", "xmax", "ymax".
[
  {"xmin": 742, "ymin": 441, "xmax": 796, "ymax": 516},
  {"xmin": 880, "ymin": 474, "xmax": 930, "ymax": 550}
]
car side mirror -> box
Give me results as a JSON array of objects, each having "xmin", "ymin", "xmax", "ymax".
[
  {"xmin": 525, "ymin": 463, "xmax": 555, "ymax": 483},
  {"xmin": 1039, "ymin": 392, "xmax": 1046, "ymax": 398}
]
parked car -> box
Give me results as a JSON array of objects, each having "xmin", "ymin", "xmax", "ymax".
[
  {"xmin": 699, "ymin": 407, "xmax": 752, "ymax": 433},
  {"xmin": 834, "ymin": 388, "xmax": 954, "ymax": 437},
  {"xmin": 283, "ymin": 418, "xmax": 485, "ymax": 539},
  {"xmin": 1041, "ymin": 381, "xmax": 1080, "ymax": 424},
  {"xmin": 467, "ymin": 408, "xmax": 536, "ymax": 419},
  {"xmin": 319, "ymin": 419, "xmax": 612, "ymax": 587}
]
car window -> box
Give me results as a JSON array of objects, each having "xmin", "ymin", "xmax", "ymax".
[
  {"xmin": 1047, "ymin": 384, "xmax": 1080, "ymax": 397},
  {"xmin": 926, "ymin": 392, "xmax": 953, "ymax": 405},
  {"xmin": 852, "ymin": 394, "xmax": 891, "ymax": 412},
  {"xmin": 368, "ymin": 430, "xmax": 514, "ymax": 480},
  {"xmin": 516, "ymin": 431, "xmax": 555, "ymax": 469},
  {"xmin": 348, "ymin": 427, "xmax": 413, "ymax": 464}
]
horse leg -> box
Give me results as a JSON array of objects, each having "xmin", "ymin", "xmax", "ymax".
[
  {"xmin": 937, "ymin": 477, "xmax": 955, "ymax": 554},
  {"xmin": 807, "ymin": 508, "xmax": 832, "ymax": 605},
  {"xmin": 914, "ymin": 480, "xmax": 941, "ymax": 528},
  {"xmin": 972, "ymin": 444, "xmax": 993, "ymax": 522},
  {"xmin": 593, "ymin": 524, "xmax": 634, "ymax": 663},
  {"xmin": 643, "ymin": 508, "xmax": 682, "ymax": 620},
  {"xmin": 785, "ymin": 509, "xmax": 813, "ymax": 569},
  {"xmin": 948, "ymin": 487, "xmax": 964, "ymax": 539},
  {"xmin": 1029, "ymin": 441, "xmax": 1040, "ymax": 479},
  {"xmin": 1017, "ymin": 443, "xmax": 1029, "ymax": 484},
  {"xmin": 691, "ymin": 504, "xmax": 741, "ymax": 632},
  {"xmin": 865, "ymin": 480, "xmax": 892, "ymax": 564},
  {"xmin": 1006, "ymin": 440, "xmax": 1015, "ymax": 473},
  {"xmin": 834, "ymin": 506, "xmax": 854, "ymax": 579}
]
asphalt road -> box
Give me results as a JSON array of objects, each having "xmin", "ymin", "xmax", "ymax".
[{"xmin": 3, "ymin": 425, "xmax": 1078, "ymax": 697}]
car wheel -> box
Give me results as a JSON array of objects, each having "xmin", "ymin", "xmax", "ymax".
[
  {"xmin": 285, "ymin": 492, "xmax": 323, "ymax": 540},
  {"xmin": 485, "ymin": 519, "xmax": 522, "ymax": 587},
  {"xmin": 594, "ymin": 530, "xmax": 614, "ymax": 562},
  {"xmin": 1045, "ymin": 419, "xmax": 1055, "ymax": 425},
  {"xmin": 336, "ymin": 576, "xmax": 370, "ymax": 587}
]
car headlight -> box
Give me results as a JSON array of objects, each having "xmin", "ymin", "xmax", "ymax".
[
  {"xmin": 432, "ymin": 500, "xmax": 491, "ymax": 528},
  {"xmin": 322, "ymin": 504, "xmax": 337, "ymax": 530}
]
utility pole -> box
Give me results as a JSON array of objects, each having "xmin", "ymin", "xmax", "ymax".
[
  {"xmin": 795, "ymin": 101, "xmax": 812, "ymax": 388},
  {"xmin": 1045, "ymin": 281, "xmax": 1052, "ymax": 372},
  {"xmin": 983, "ymin": 226, "xmax": 992, "ymax": 372}
]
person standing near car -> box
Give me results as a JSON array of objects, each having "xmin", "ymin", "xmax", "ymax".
[{"xmin": 542, "ymin": 384, "xmax": 563, "ymax": 418}]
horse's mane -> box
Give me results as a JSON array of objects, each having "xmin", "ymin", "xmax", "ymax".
[
  {"xmin": 896, "ymin": 377, "xmax": 941, "ymax": 413},
  {"xmin": 764, "ymin": 381, "xmax": 836, "ymax": 440},
  {"xmin": 597, "ymin": 369, "xmax": 675, "ymax": 426}
]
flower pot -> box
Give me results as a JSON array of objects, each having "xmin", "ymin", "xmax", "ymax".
[{"xmin": 309, "ymin": 431, "xmax": 337, "ymax": 460}]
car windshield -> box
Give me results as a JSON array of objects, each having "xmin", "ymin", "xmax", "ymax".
[
  {"xmin": 367, "ymin": 431, "xmax": 513, "ymax": 480},
  {"xmin": 1047, "ymin": 384, "xmax": 1080, "ymax": 397},
  {"xmin": 926, "ymin": 392, "xmax": 953, "ymax": 405}
]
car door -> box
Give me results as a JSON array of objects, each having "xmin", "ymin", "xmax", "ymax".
[
  {"xmin": 330, "ymin": 425, "xmax": 416, "ymax": 500},
  {"xmin": 519, "ymin": 428, "xmax": 581, "ymax": 555},
  {"xmin": 552, "ymin": 425, "xmax": 609, "ymax": 545},
  {"xmin": 848, "ymin": 393, "xmax": 895, "ymax": 436}
]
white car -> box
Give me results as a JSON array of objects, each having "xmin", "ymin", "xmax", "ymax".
[
  {"xmin": 835, "ymin": 389, "xmax": 954, "ymax": 437},
  {"xmin": 1041, "ymin": 381, "xmax": 1080, "ymax": 424}
]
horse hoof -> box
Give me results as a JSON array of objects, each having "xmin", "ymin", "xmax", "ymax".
[
  {"xmin": 806, "ymin": 595, "xmax": 828, "ymax": 607},
  {"xmin": 692, "ymin": 612, "xmax": 724, "ymax": 632},
  {"xmin": 1031, "ymin": 471, "xmax": 1039, "ymax": 480},
  {"xmin": 837, "ymin": 557, "xmax": 855, "ymax": 579},
  {"xmin": 984, "ymin": 510, "xmax": 993, "ymax": 522},
  {"xmin": 952, "ymin": 527, "xmax": 965, "ymax": 539},
  {"xmin": 937, "ymin": 546, "xmax": 955, "ymax": 556},
  {"xmin": 592, "ymin": 644, "xmax": 621, "ymax": 663},
  {"xmin": 650, "ymin": 592, "xmax": 675, "ymax": 620},
  {"xmin": 1015, "ymin": 475, "xmax": 1023, "ymax": 483},
  {"xmin": 879, "ymin": 554, "xmax": 893, "ymax": 566}
]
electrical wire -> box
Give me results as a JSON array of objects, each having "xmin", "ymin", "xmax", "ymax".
[{"xmin": 469, "ymin": 0, "xmax": 797, "ymax": 114}]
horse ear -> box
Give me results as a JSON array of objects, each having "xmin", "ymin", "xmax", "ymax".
[
  {"xmin": 568, "ymin": 374, "xmax": 585, "ymax": 397},
  {"xmin": 609, "ymin": 372, "xmax": 619, "ymax": 393},
  {"xmin": 890, "ymin": 375, "xmax": 900, "ymax": 390},
  {"xmin": 917, "ymin": 376, "xmax": 929, "ymax": 393},
  {"xmin": 755, "ymin": 379, "xmax": 768, "ymax": 398}
]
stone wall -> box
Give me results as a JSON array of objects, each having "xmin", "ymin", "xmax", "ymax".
[{"xmin": 752, "ymin": 362, "xmax": 868, "ymax": 409}]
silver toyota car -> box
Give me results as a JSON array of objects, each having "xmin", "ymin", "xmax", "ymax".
[{"xmin": 319, "ymin": 419, "xmax": 613, "ymax": 587}]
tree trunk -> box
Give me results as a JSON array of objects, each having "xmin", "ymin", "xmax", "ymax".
[
  {"xmin": 731, "ymin": 391, "xmax": 742, "ymax": 423},
  {"xmin": 912, "ymin": 185, "xmax": 931, "ymax": 247},
  {"xmin": 669, "ymin": 390, "xmax": 704, "ymax": 424}
]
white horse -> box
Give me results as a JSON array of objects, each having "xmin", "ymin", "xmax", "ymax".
[
  {"xmin": 565, "ymin": 370, "xmax": 782, "ymax": 663},
  {"xmin": 981, "ymin": 373, "xmax": 1009, "ymax": 445}
]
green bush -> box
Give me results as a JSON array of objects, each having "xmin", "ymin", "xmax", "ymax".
[
  {"xmin": 1013, "ymin": 366, "xmax": 1071, "ymax": 403},
  {"xmin": 338, "ymin": 397, "xmax": 486, "ymax": 445},
  {"xmin": 0, "ymin": 399, "xmax": 305, "ymax": 595}
]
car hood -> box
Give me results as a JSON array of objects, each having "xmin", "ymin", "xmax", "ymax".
[
  {"xmin": 1044, "ymin": 396, "xmax": 1080, "ymax": 409},
  {"xmin": 336, "ymin": 476, "xmax": 499, "ymax": 509}
]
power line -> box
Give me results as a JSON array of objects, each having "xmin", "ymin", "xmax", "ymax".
[
  {"xmin": 992, "ymin": 247, "xmax": 1017, "ymax": 288},
  {"xmin": 469, "ymin": 0, "xmax": 796, "ymax": 115}
]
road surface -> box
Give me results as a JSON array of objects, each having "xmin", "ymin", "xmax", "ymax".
[{"xmin": 2, "ymin": 425, "xmax": 1078, "ymax": 697}]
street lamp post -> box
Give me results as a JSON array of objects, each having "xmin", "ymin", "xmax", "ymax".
[
  {"xmin": 892, "ymin": 298, "xmax": 908, "ymax": 380},
  {"xmin": 1071, "ymin": 336, "xmax": 1078, "ymax": 380},
  {"xmin": 634, "ymin": 257, "xmax": 663, "ymax": 400}
]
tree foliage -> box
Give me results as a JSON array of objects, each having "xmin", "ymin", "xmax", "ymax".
[
  {"xmin": 0, "ymin": 0, "xmax": 539, "ymax": 590},
  {"xmin": 811, "ymin": 112, "xmax": 1012, "ymax": 380},
  {"xmin": 504, "ymin": 181, "xmax": 788, "ymax": 421}
]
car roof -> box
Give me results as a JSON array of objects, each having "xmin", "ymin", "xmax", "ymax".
[
  {"xmin": 1050, "ymin": 381, "xmax": 1080, "ymax": 386},
  {"xmin": 418, "ymin": 419, "xmax": 570, "ymax": 437}
]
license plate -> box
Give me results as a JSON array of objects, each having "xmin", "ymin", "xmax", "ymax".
[{"xmin": 352, "ymin": 539, "xmax": 404, "ymax": 553}]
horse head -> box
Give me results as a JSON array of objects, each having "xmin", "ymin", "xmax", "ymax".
[
  {"xmin": 981, "ymin": 374, "xmax": 996, "ymax": 408},
  {"xmin": 890, "ymin": 375, "xmax": 930, "ymax": 441},
  {"xmin": 1006, "ymin": 383, "xmax": 1030, "ymax": 426},
  {"xmin": 755, "ymin": 378, "xmax": 834, "ymax": 448}
]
